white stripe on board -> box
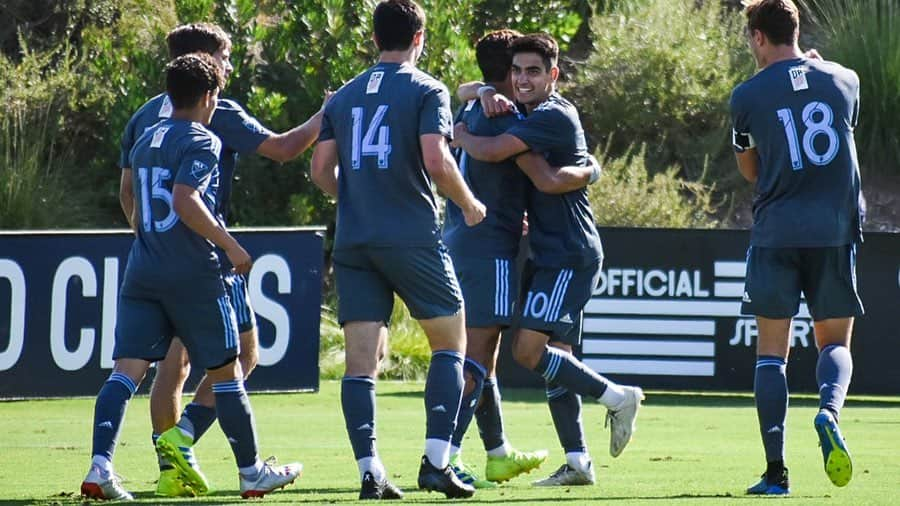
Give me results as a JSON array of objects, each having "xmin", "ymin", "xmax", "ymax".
[
  {"xmin": 582, "ymin": 339, "xmax": 714, "ymax": 357},
  {"xmin": 713, "ymin": 281, "xmax": 744, "ymax": 298},
  {"xmin": 714, "ymin": 261, "xmax": 746, "ymax": 278},
  {"xmin": 585, "ymin": 298, "xmax": 811, "ymax": 319},
  {"xmin": 583, "ymin": 318, "xmax": 715, "ymax": 336},
  {"xmin": 584, "ymin": 358, "xmax": 715, "ymax": 377}
]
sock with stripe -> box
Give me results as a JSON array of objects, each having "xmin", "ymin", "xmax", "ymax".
[
  {"xmin": 423, "ymin": 350, "xmax": 464, "ymax": 469},
  {"xmin": 341, "ymin": 375, "xmax": 380, "ymax": 480},
  {"xmin": 180, "ymin": 402, "xmax": 217, "ymax": 443},
  {"xmin": 475, "ymin": 377, "xmax": 509, "ymax": 455},
  {"xmin": 212, "ymin": 379, "xmax": 259, "ymax": 468},
  {"xmin": 754, "ymin": 355, "xmax": 788, "ymax": 464},
  {"xmin": 451, "ymin": 358, "xmax": 487, "ymax": 450},
  {"xmin": 546, "ymin": 382, "xmax": 587, "ymax": 454},
  {"xmin": 534, "ymin": 346, "xmax": 614, "ymax": 404},
  {"xmin": 92, "ymin": 372, "xmax": 138, "ymax": 462},
  {"xmin": 816, "ymin": 344, "xmax": 852, "ymax": 422}
]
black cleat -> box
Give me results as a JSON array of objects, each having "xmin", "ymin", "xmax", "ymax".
[
  {"xmin": 417, "ymin": 455, "xmax": 475, "ymax": 499},
  {"xmin": 746, "ymin": 465, "xmax": 790, "ymax": 495},
  {"xmin": 359, "ymin": 471, "xmax": 404, "ymax": 500}
]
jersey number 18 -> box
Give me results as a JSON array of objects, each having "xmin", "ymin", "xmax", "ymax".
[{"xmin": 776, "ymin": 101, "xmax": 839, "ymax": 170}]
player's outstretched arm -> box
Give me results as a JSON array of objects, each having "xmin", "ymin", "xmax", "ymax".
[
  {"xmin": 514, "ymin": 152, "xmax": 601, "ymax": 194},
  {"xmin": 421, "ymin": 133, "xmax": 486, "ymax": 226},
  {"xmin": 119, "ymin": 168, "xmax": 137, "ymax": 232},
  {"xmin": 256, "ymin": 92, "xmax": 334, "ymax": 163},
  {"xmin": 734, "ymin": 148, "xmax": 759, "ymax": 183},
  {"xmin": 172, "ymin": 183, "xmax": 252, "ymax": 274},
  {"xmin": 457, "ymin": 81, "xmax": 515, "ymax": 117},
  {"xmin": 452, "ymin": 122, "xmax": 528, "ymax": 163},
  {"xmin": 310, "ymin": 139, "xmax": 339, "ymax": 198}
]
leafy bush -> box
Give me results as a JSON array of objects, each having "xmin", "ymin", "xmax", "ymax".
[
  {"xmin": 571, "ymin": 0, "xmax": 752, "ymax": 185},
  {"xmin": 803, "ymin": 0, "xmax": 900, "ymax": 175},
  {"xmin": 589, "ymin": 145, "xmax": 719, "ymax": 229}
]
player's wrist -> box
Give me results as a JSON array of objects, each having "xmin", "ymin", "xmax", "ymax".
[{"xmin": 477, "ymin": 85, "xmax": 496, "ymax": 99}]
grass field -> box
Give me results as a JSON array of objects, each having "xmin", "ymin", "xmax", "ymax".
[{"xmin": 2, "ymin": 381, "xmax": 898, "ymax": 505}]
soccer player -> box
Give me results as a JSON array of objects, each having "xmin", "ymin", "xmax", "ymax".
[
  {"xmin": 730, "ymin": 0, "xmax": 863, "ymax": 495},
  {"xmin": 310, "ymin": 0, "xmax": 485, "ymax": 499},
  {"xmin": 452, "ymin": 33, "xmax": 644, "ymax": 487},
  {"xmin": 118, "ymin": 23, "xmax": 328, "ymax": 496},
  {"xmin": 444, "ymin": 29, "xmax": 605, "ymax": 488},
  {"xmin": 80, "ymin": 53, "xmax": 300, "ymax": 501}
]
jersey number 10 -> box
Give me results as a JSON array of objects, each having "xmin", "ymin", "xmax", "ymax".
[
  {"xmin": 776, "ymin": 101, "xmax": 839, "ymax": 170},
  {"xmin": 351, "ymin": 105, "xmax": 392, "ymax": 170}
]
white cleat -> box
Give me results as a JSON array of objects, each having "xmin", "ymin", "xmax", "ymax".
[
  {"xmin": 606, "ymin": 386, "xmax": 645, "ymax": 457},
  {"xmin": 532, "ymin": 462, "xmax": 595, "ymax": 486},
  {"xmin": 81, "ymin": 465, "xmax": 134, "ymax": 501},
  {"xmin": 239, "ymin": 462, "xmax": 302, "ymax": 499}
]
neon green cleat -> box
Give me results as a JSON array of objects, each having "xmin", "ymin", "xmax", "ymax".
[
  {"xmin": 815, "ymin": 411, "xmax": 852, "ymax": 487},
  {"xmin": 485, "ymin": 448, "xmax": 548, "ymax": 483},
  {"xmin": 450, "ymin": 453, "xmax": 498, "ymax": 489},
  {"xmin": 155, "ymin": 427, "xmax": 210, "ymax": 495},
  {"xmin": 155, "ymin": 467, "xmax": 196, "ymax": 497}
]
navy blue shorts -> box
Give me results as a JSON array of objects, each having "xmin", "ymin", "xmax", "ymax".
[
  {"xmin": 741, "ymin": 244, "xmax": 864, "ymax": 320},
  {"xmin": 223, "ymin": 272, "xmax": 256, "ymax": 333},
  {"xmin": 333, "ymin": 245, "xmax": 463, "ymax": 325},
  {"xmin": 451, "ymin": 255, "xmax": 518, "ymax": 328},
  {"xmin": 516, "ymin": 260, "xmax": 601, "ymax": 345}
]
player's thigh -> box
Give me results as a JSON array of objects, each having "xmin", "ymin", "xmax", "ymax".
[
  {"xmin": 741, "ymin": 246, "xmax": 803, "ymax": 319},
  {"xmin": 453, "ymin": 255, "xmax": 519, "ymax": 329},
  {"xmin": 466, "ymin": 325, "xmax": 503, "ymax": 370},
  {"xmin": 518, "ymin": 261, "xmax": 599, "ymax": 347},
  {"xmin": 223, "ymin": 272, "xmax": 257, "ymax": 334},
  {"xmin": 800, "ymin": 244, "xmax": 864, "ymax": 321},
  {"xmin": 333, "ymin": 248, "xmax": 394, "ymax": 326},
  {"xmin": 165, "ymin": 277, "xmax": 240, "ymax": 371},
  {"xmin": 113, "ymin": 293, "xmax": 173, "ymax": 362},
  {"xmin": 371, "ymin": 245, "xmax": 463, "ymax": 321}
]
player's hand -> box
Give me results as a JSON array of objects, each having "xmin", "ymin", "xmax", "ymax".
[
  {"xmin": 481, "ymin": 90, "xmax": 515, "ymax": 118},
  {"xmin": 463, "ymin": 199, "xmax": 487, "ymax": 227},
  {"xmin": 451, "ymin": 122, "xmax": 469, "ymax": 148},
  {"xmin": 803, "ymin": 48, "xmax": 823, "ymax": 60},
  {"xmin": 226, "ymin": 244, "xmax": 253, "ymax": 275}
]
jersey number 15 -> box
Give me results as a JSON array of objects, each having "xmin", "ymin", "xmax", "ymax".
[
  {"xmin": 351, "ymin": 105, "xmax": 392, "ymax": 170},
  {"xmin": 137, "ymin": 166, "xmax": 178, "ymax": 232},
  {"xmin": 776, "ymin": 101, "xmax": 839, "ymax": 170}
]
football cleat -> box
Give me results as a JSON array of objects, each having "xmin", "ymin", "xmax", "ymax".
[
  {"xmin": 155, "ymin": 467, "xmax": 196, "ymax": 497},
  {"xmin": 815, "ymin": 410, "xmax": 853, "ymax": 487},
  {"xmin": 484, "ymin": 448, "xmax": 548, "ymax": 483},
  {"xmin": 417, "ymin": 455, "xmax": 475, "ymax": 498},
  {"xmin": 746, "ymin": 466, "xmax": 790, "ymax": 495},
  {"xmin": 450, "ymin": 453, "xmax": 497, "ymax": 489},
  {"xmin": 81, "ymin": 465, "xmax": 134, "ymax": 501},
  {"xmin": 532, "ymin": 462, "xmax": 595, "ymax": 487},
  {"xmin": 359, "ymin": 470, "xmax": 404, "ymax": 500},
  {"xmin": 605, "ymin": 386, "xmax": 645, "ymax": 457},
  {"xmin": 240, "ymin": 461, "xmax": 302, "ymax": 499},
  {"xmin": 155, "ymin": 427, "xmax": 210, "ymax": 495}
]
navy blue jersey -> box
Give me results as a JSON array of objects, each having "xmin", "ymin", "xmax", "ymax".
[
  {"xmin": 319, "ymin": 62, "xmax": 453, "ymax": 249},
  {"xmin": 120, "ymin": 94, "xmax": 272, "ymax": 223},
  {"xmin": 443, "ymin": 99, "xmax": 528, "ymax": 258},
  {"xmin": 731, "ymin": 57, "xmax": 862, "ymax": 247},
  {"xmin": 504, "ymin": 93, "xmax": 603, "ymax": 267},
  {"xmin": 124, "ymin": 119, "xmax": 223, "ymax": 289}
]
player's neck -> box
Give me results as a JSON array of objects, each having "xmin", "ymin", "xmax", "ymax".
[
  {"xmin": 378, "ymin": 49, "xmax": 417, "ymax": 66},
  {"xmin": 759, "ymin": 45, "xmax": 804, "ymax": 70},
  {"xmin": 171, "ymin": 108, "xmax": 206, "ymax": 124}
]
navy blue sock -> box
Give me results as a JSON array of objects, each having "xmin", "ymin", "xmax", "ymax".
[
  {"xmin": 535, "ymin": 346, "xmax": 609, "ymax": 399},
  {"xmin": 180, "ymin": 403, "xmax": 217, "ymax": 443},
  {"xmin": 212, "ymin": 380, "xmax": 259, "ymax": 468},
  {"xmin": 816, "ymin": 344, "xmax": 852, "ymax": 421},
  {"xmin": 451, "ymin": 358, "xmax": 487, "ymax": 448},
  {"xmin": 546, "ymin": 382, "xmax": 586, "ymax": 453},
  {"xmin": 424, "ymin": 350, "xmax": 464, "ymax": 442},
  {"xmin": 755, "ymin": 356, "xmax": 788, "ymax": 463},
  {"xmin": 92, "ymin": 373, "xmax": 138, "ymax": 460},
  {"xmin": 341, "ymin": 376, "xmax": 377, "ymax": 460},
  {"xmin": 475, "ymin": 377, "xmax": 506, "ymax": 452}
]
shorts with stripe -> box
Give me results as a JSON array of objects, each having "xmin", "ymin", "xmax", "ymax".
[
  {"xmin": 114, "ymin": 274, "xmax": 240, "ymax": 370},
  {"xmin": 517, "ymin": 260, "xmax": 602, "ymax": 345},
  {"xmin": 741, "ymin": 244, "xmax": 864, "ymax": 320},
  {"xmin": 334, "ymin": 245, "xmax": 463, "ymax": 325},
  {"xmin": 452, "ymin": 255, "xmax": 518, "ymax": 328},
  {"xmin": 223, "ymin": 272, "xmax": 256, "ymax": 333}
]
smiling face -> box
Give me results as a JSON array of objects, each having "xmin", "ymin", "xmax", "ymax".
[{"xmin": 511, "ymin": 52, "xmax": 558, "ymax": 108}]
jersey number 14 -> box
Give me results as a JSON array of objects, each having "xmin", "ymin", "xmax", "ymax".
[
  {"xmin": 351, "ymin": 105, "xmax": 392, "ymax": 170},
  {"xmin": 776, "ymin": 101, "xmax": 839, "ymax": 170}
]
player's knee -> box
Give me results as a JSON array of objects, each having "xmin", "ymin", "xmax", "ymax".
[{"xmin": 511, "ymin": 338, "xmax": 541, "ymax": 370}]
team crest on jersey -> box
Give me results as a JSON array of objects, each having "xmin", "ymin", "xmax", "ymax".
[
  {"xmin": 366, "ymin": 71, "xmax": 385, "ymax": 94},
  {"xmin": 191, "ymin": 160, "xmax": 209, "ymax": 179},
  {"xmin": 789, "ymin": 66, "xmax": 809, "ymax": 91}
]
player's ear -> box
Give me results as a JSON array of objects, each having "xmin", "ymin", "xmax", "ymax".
[
  {"xmin": 550, "ymin": 65, "xmax": 560, "ymax": 82},
  {"xmin": 412, "ymin": 29, "xmax": 424, "ymax": 48}
]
